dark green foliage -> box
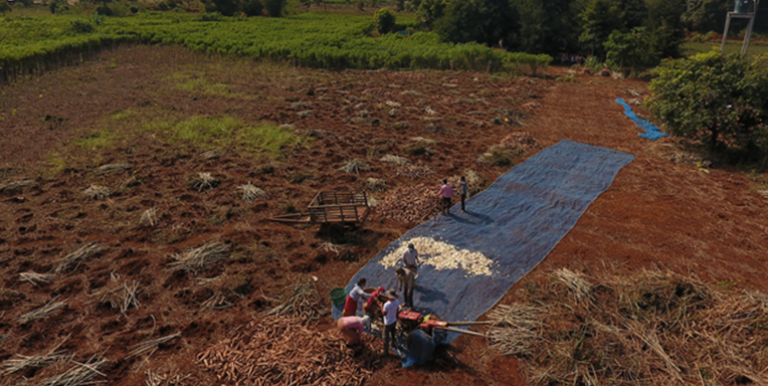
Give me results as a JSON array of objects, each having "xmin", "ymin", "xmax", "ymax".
[
  {"xmin": 263, "ymin": 0, "xmax": 286, "ymax": 16},
  {"xmin": 130, "ymin": 5, "xmax": 138, "ymax": 13},
  {"xmin": 158, "ymin": 1, "xmax": 169, "ymax": 10},
  {"xmin": 0, "ymin": 1, "xmax": 10, "ymax": 14},
  {"xmin": 70, "ymin": 20, "xmax": 95, "ymax": 33},
  {"xmin": 209, "ymin": 0, "xmax": 236, "ymax": 16},
  {"xmin": 49, "ymin": 1, "xmax": 58, "ymax": 13},
  {"xmin": 416, "ymin": 0, "xmax": 446, "ymax": 26},
  {"xmin": 356, "ymin": 0, "xmax": 363, "ymax": 11},
  {"xmin": 198, "ymin": 11, "xmax": 223, "ymax": 19},
  {"xmin": 648, "ymin": 53, "xmax": 768, "ymax": 161},
  {"xmin": 604, "ymin": 27, "xmax": 652, "ymax": 72},
  {"xmin": 644, "ymin": 0, "xmax": 685, "ymax": 58},
  {"xmin": 374, "ymin": 8, "xmax": 396, "ymax": 34},
  {"xmin": 243, "ymin": 0, "xmax": 263, "ymax": 16},
  {"xmin": 395, "ymin": 0, "xmax": 404, "ymax": 12},
  {"xmin": 436, "ymin": 0, "xmax": 518, "ymax": 47},
  {"xmin": 578, "ymin": 0, "xmax": 642, "ymax": 56},
  {"xmin": 96, "ymin": 5, "xmax": 114, "ymax": 15},
  {"xmin": 167, "ymin": 0, "xmax": 178, "ymax": 7}
]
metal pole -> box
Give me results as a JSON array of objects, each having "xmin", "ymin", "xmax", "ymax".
[
  {"xmin": 721, "ymin": 14, "xmax": 732, "ymax": 53},
  {"xmin": 743, "ymin": 0, "xmax": 760, "ymax": 54}
]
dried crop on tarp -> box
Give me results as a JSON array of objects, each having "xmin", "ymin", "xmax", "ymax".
[
  {"xmin": 266, "ymin": 279, "xmax": 328, "ymax": 321},
  {"xmin": 55, "ymin": 242, "xmax": 108, "ymax": 273},
  {"xmin": 196, "ymin": 316, "xmax": 380, "ymax": 386},
  {"xmin": 488, "ymin": 270, "xmax": 768, "ymax": 386},
  {"xmin": 376, "ymin": 183, "xmax": 441, "ymax": 223}
]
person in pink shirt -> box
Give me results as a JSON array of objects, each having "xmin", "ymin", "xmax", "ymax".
[
  {"xmin": 337, "ymin": 316, "xmax": 364, "ymax": 346},
  {"xmin": 437, "ymin": 178, "xmax": 455, "ymax": 215}
]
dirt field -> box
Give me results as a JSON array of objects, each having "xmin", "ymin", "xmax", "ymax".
[{"xmin": 1, "ymin": 45, "xmax": 768, "ymax": 386}]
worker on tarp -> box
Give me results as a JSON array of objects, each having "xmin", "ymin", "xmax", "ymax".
[
  {"xmin": 343, "ymin": 278, "xmax": 372, "ymax": 317},
  {"xmin": 402, "ymin": 243, "xmax": 419, "ymax": 271},
  {"xmin": 382, "ymin": 289, "xmax": 400, "ymax": 356},
  {"xmin": 396, "ymin": 267, "xmax": 416, "ymax": 309}
]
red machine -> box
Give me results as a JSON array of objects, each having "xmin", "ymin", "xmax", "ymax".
[{"xmin": 397, "ymin": 310, "xmax": 489, "ymax": 337}]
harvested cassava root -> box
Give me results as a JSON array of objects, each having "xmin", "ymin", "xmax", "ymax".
[
  {"xmin": 376, "ymin": 183, "xmax": 441, "ymax": 224},
  {"xmin": 196, "ymin": 317, "xmax": 379, "ymax": 386}
]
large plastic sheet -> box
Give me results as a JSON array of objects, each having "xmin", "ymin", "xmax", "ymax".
[
  {"xmin": 333, "ymin": 140, "xmax": 634, "ymax": 363},
  {"xmin": 616, "ymin": 98, "xmax": 667, "ymax": 140}
]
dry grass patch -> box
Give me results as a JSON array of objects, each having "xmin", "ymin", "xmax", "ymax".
[
  {"xmin": 489, "ymin": 269, "xmax": 768, "ymax": 385},
  {"xmin": 82, "ymin": 185, "xmax": 110, "ymax": 200},
  {"xmin": 139, "ymin": 207, "xmax": 159, "ymax": 227},
  {"xmin": 236, "ymin": 183, "xmax": 268, "ymax": 203},
  {"xmin": 380, "ymin": 154, "xmax": 410, "ymax": 165},
  {"xmin": 128, "ymin": 333, "xmax": 181, "ymax": 359},
  {"xmin": 1, "ymin": 337, "xmax": 70, "ymax": 375},
  {"xmin": 92, "ymin": 275, "xmax": 141, "ymax": 315},
  {"xmin": 339, "ymin": 159, "xmax": 371, "ymax": 174},
  {"xmin": 169, "ymin": 241, "xmax": 229, "ymax": 274},
  {"xmin": 19, "ymin": 271, "xmax": 56, "ymax": 286},
  {"xmin": 0, "ymin": 179, "xmax": 36, "ymax": 195},
  {"xmin": 55, "ymin": 242, "xmax": 108, "ymax": 273},
  {"xmin": 189, "ymin": 172, "xmax": 221, "ymax": 192},
  {"xmin": 18, "ymin": 297, "xmax": 67, "ymax": 324},
  {"xmin": 36, "ymin": 355, "xmax": 108, "ymax": 386},
  {"xmin": 362, "ymin": 177, "xmax": 387, "ymax": 192},
  {"xmin": 266, "ymin": 279, "xmax": 328, "ymax": 321},
  {"xmin": 395, "ymin": 163, "xmax": 434, "ymax": 179},
  {"xmin": 93, "ymin": 163, "xmax": 131, "ymax": 175}
]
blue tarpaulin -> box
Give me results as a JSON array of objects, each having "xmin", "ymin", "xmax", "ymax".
[
  {"xmin": 334, "ymin": 140, "xmax": 634, "ymax": 364},
  {"xmin": 616, "ymin": 98, "xmax": 667, "ymax": 140}
]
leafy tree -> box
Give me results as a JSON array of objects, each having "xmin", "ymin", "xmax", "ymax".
[
  {"xmin": 395, "ymin": 0, "xmax": 404, "ymax": 12},
  {"xmin": 435, "ymin": 0, "xmax": 518, "ymax": 47},
  {"xmin": 416, "ymin": 0, "xmax": 446, "ymax": 27},
  {"xmin": 209, "ymin": 0, "xmax": 237, "ymax": 15},
  {"xmin": 647, "ymin": 53, "xmax": 768, "ymax": 160},
  {"xmin": 578, "ymin": 0, "xmax": 646, "ymax": 56},
  {"xmin": 264, "ymin": 0, "xmax": 286, "ymax": 16},
  {"xmin": 0, "ymin": 1, "xmax": 11, "ymax": 13},
  {"xmin": 243, "ymin": 0, "xmax": 263, "ymax": 16},
  {"xmin": 645, "ymin": 0, "xmax": 685, "ymax": 58},
  {"xmin": 158, "ymin": 1, "xmax": 169, "ymax": 10},
  {"xmin": 604, "ymin": 27, "xmax": 652, "ymax": 73},
  {"xmin": 374, "ymin": 8, "xmax": 396, "ymax": 34}
]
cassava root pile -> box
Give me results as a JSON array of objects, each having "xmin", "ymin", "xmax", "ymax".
[
  {"xmin": 196, "ymin": 317, "xmax": 379, "ymax": 386},
  {"xmin": 376, "ymin": 183, "xmax": 441, "ymax": 223}
]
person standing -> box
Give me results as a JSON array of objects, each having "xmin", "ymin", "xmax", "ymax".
[
  {"xmin": 343, "ymin": 278, "xmax": 372, "ymax": 317},
  {"xmin": 459, "ymin": 176, "xmax": 468, "ymax": 212},
  {"xmin": 402, "ymin": 243, "xmax": 419, "ymax": 271},
  {"xmin": 382, "ymin": 289, "xmax": 400, "ymax": 356},
  {"xmin": 437, "ymin": 179, "xmax": 455, "ymax": 215},
  {"xmin": 396, "ymin": 267, "xmax": 417, "ymax": 309}
]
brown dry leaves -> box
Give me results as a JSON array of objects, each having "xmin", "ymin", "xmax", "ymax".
[{"xmin": 196, "ymin": 317, "xmax": 379, "ymax": 386}]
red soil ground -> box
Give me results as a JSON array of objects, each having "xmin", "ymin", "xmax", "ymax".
[{"xmin": 1, "ymin": 46, "xmax": 767, "ymax": 386}]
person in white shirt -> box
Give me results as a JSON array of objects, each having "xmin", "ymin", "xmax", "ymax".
[
  {"xmin": 381, "ymin": 289, "xmax": 400, "ymax": 356},
  {"xmin": 343, "ymin": 278, "xmax": 372, "ymax": 317},
  {"xmin": 402, "ymin": 243, "xmax": 419, "ymax": 271}
]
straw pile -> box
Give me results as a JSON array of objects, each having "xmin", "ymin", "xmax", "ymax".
[
  {"xmin": 93, "ymin": 279, "xmax": 141, "ymax": 314},
  {"xmin": 379, "ymin": 154, "xmax": 410, "ymax": 166},
  {"xmin": 94, "ymin": 163, "xmax": 131, "ymax": 175},
  {"xmin": 196, "ymin": 317, "xmax": 379, "ymax": 386},
  {"xmin": 37, "ymin": 355, "xmax": 108, "ymax": 386},
  {"xmin": 18, "ymin": 297, "xmax": 67, "ymax": 324},
  {"xmin": 55, "ymin": 242, "xmax": 108, "ymax": 273},
  {"xmin": 0, "ymin": 179, "xmax": 35, "ymax": 195},
  {"xmin": 189, "ymin": 172, "xmax": 220, "ymax": 192},
  {"xmin": 378, "ymin": 237, "xmax": 494, "ymax": 276},
  {"xmin": 236, "ymin": 183, "xmax": 268, "ymax": 203},
  {"xmin": 376, "ymin": 183, "xmax": 441, "ymax": 223},
  {"xmin": 139, "ymin": 207, "xmax": 158, "ymax": 227},
  {"xmin": 500, "ymin": 132, "xmax": 539, "ymax": 152},
  {"xmin": 339, "ymin": 159, "xmax": 371, "ymax": 174},
  {"xmin": 19, "ymin": 271, "xmax": 56, "ymax": 286},
  {"xmin": 1, "ymin": 338, "xmax": 70, "ymax": 375},
  {"xmin": 82, "ymin": 185, "xmax": 110, "ymax": 200},
  {"xmin": 168, "ymin": 241, "xmax": 229, "ymax": 274},
  {"xmin": 488, "ymin": 269, "xmax": 768, "ymax": 385},
  {"xmin": 266, "ymin": 279, "xmax": 328, "ymax": 321}
]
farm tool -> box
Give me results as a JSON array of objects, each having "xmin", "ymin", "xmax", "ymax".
[
  {"xmin": 397, "ymin": 309, "xmax": 490, "ymax": 338},
  {"xmin": 269, "ymin": 190, "xmax": 370, "ymax": 226}
]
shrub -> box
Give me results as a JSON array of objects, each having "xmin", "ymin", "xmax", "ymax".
[
  {"xmin": 198, "ymin": 11, "xmax": 223, "ymax": 20},
  {"xmin": 96, "ymin": 5, "xmax": 114, "ymax": 15},
  {"xmin": 71, "ymin": 20, "xmax": 95, "ymax": 33},
  {"xmin": 130, "ymin": 6, "xmax": 138, "ymax": 13},
  {"xmin": 210, "ymin": 0, "xmax": 237, "ymax": 15},
  {"xmin": 647, "ymin": 52, "xmax": 768, "ymax": 162},
  {"xmin": 0, "ymin": 1, "xmax": 11, "ymax": 14},
  {"xmin": 243, "ymin": 0, "xmax": 263, "ymax": 16},
  {"xmin": 158, "ymin": 1, "xmax": 169, "ymax": 10},
  {"xmin": 374, "ymin": 8, "xmax": 396, "ymax": 35},
  {"xmin": 263, "ymin": 0, "xmax": 286, "ymax": 16}
]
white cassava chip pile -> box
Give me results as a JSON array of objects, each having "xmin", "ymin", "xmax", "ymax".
[{"xmin": 378, "ymin": 236, "xmax": 494, "ymax": 276}]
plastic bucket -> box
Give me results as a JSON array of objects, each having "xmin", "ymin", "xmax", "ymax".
[{"xmin": 330, "ymin": 288, "xmax": 347, "ymax": 306}]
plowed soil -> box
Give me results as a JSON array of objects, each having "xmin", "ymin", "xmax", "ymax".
[{"xmin": 1, "ymin": 45, "xmax": 767, "ymax": 386}]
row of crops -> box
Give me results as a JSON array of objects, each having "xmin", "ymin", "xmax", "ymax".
[{"xmin": 0, "ymin": 12, "xmax": 552, "ymax": 81}]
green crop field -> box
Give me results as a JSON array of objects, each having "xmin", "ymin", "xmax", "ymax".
[{"xmin": 0, "ymin": 11, "xmax": 551, "ymax": 81}]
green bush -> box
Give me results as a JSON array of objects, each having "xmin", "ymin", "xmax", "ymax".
[
  {"xmin": 263, "ymin": 0, "xmax": 286, "ymax": 16},
  {"xmin": 70, "ymin": 20, "xmax": 95, "ymax": 33},
  {"xmin": 374, "ymin": 8, "xmax": 396, "ymax": 34},
  {"xmin": 243, "ymin": 0, "xmax": 263, "ymax": 16},
  {"xmin": 130, "ymin": 6, "xmax": 138, "ymax": 13},
  {"xmin": 158, "ymin": 1, "xmax": 169, "ymax": 10},
  {"xmin": 647, "ymin": 52, "xmax": 768, "ymax": 162},
  {"xmin": 96, "ymin": 5, "xmax": 114, "ymax": 15},
  {"xmin": 198, "ymin": 11, "xmax": 223, "ymax": 20},
  {"xmin": 436, "ymin": 0, "xmax": 518, "ymax": 47}
]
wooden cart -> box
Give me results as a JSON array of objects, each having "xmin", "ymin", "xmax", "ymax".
[{"xmin": 269, "ymin": 191, "xmax": 371, "ymax": 226}]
